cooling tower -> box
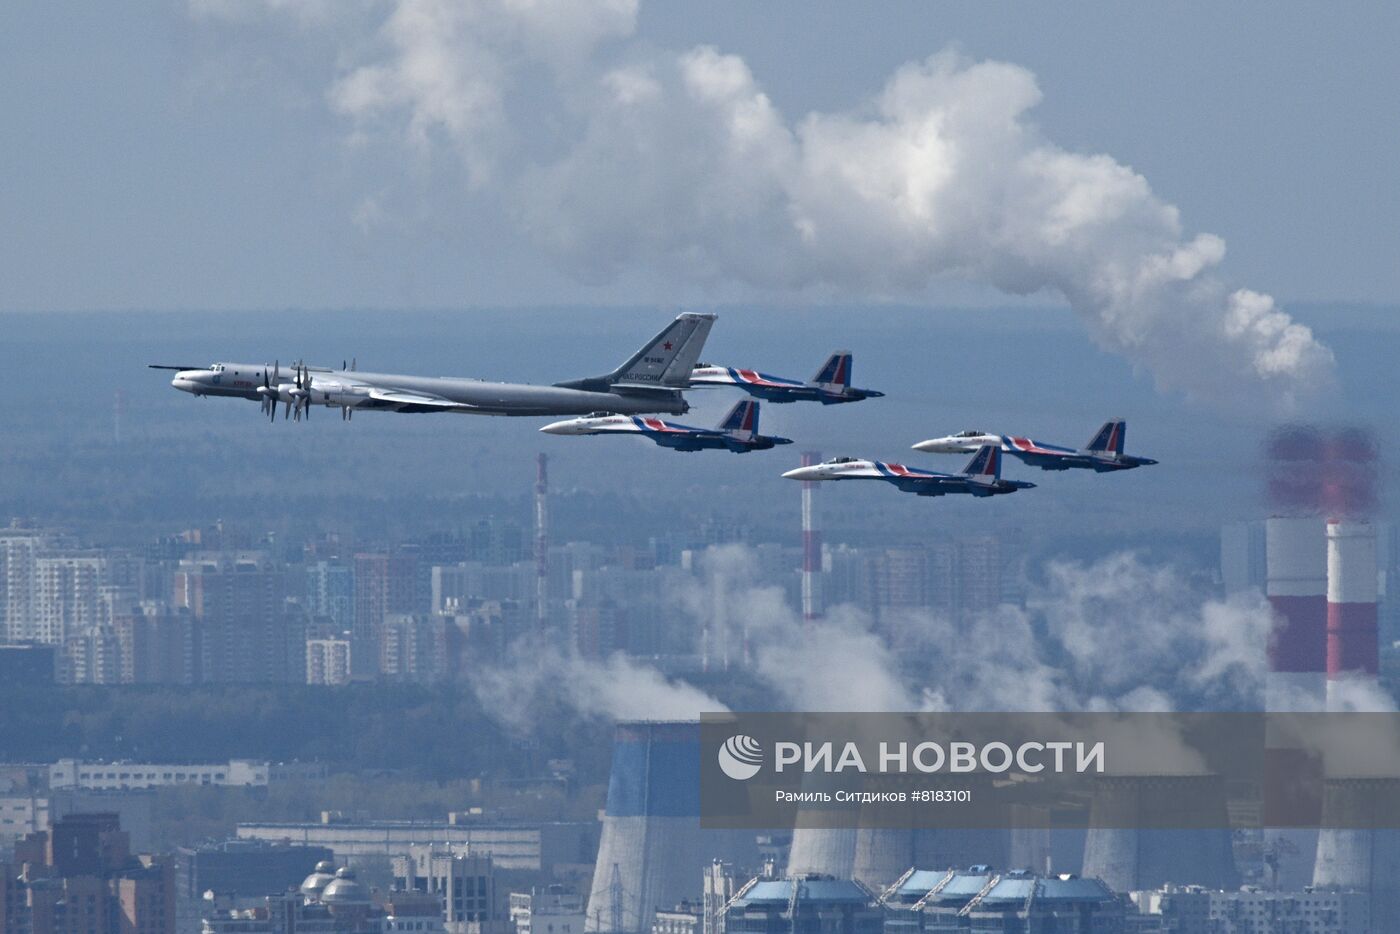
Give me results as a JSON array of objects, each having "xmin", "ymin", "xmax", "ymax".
[
  {"xmin": 848, "ymin": 776, "xmax": 1009, "ymax": 890},
  {"xmin": 1312, "ymin": 778, "xmax": 1400, "ymax": 930},
  {"xmin": 1265, "ymin": 516, "xmax": 1327, "ymax": 710},
  {"xmin": 1325, "ymin": 519, "xmax": 1379, "ymax": 710},
  {"xmin": 586, "ymin": 721, "xmax": 756, "ymax": 934},
  {"xmin": 786, "ymin": 827, "xmax": 857, "ymax": 879},
  {"xmin": 1080, "ymin": 775, "xmax": 1238, "ymax": 893}
]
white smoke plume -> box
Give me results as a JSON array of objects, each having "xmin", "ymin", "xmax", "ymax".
[
  {"xmin": 192, "ymin": 0, "xmax": 1333, "ymax": 407},
  {"xmin": 465, "ymin": 543, "xmax": 1275, "ymax": 732},
  {"xmin": 471, "ymin": 644, "xmax": 727, "ymax": 731},
  {"xmin": 685, "ymin": 545, "xmax": 1274, "ymax": 714}
]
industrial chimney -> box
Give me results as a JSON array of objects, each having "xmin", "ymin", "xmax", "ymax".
[
  {"xmin": 1325, "ymin": 519, "xmax": 1379, "ymax": 710},
  {"xmin": 800, "ymin": 451, "xmax": 823, "ymax": 623},
  {"xmin": 1265, "ymin": 516, "xmax": 1328, "ymax": 710},
  {"xmin": 535, "ymin": 453, "xmax": 549, "ymax": 634}
]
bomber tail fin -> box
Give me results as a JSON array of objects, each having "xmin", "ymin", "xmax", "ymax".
[
  {"xmin": 811, "ymin": 351, "xmax": 852, "ymax": 391},
  {"xmin": 717, "ymin": 399, "xmax": 759, "ymax": 440},
  {"xmin": 962, "ymin": 445, "xmax": 1002, "ymax": 483},
  {"xmin": 609, "ymin": 313, "xmax": 716, "ymax": 389},
  {"xmin": 1086, "ymin": 420, "xmax": 1126, "ymax": 455}
]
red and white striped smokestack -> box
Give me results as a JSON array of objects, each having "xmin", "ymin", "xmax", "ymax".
[
  {"xmin": 1326, "ymin": 519, "xmax": 1379, "ymax": 709},
  {"xmin": 535, "ymin": 453, "xmax": 549, "ymax": 633},
  {"xmin": 1265, "ymin": 516, "xmax": 1327, "ymax": 710},
  {"xmin": 801, "ymin": 451, "xmax": 823, "ymax": 623}
]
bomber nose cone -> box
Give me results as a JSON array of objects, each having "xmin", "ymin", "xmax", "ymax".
[{"xmin": 171, "ymin": 373, "xmax": 199, "ymax": 393}]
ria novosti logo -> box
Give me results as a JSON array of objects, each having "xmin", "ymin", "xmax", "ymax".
[{"xmin": 718, "ymin": 734, "xmax": 764, "ymax": 780}]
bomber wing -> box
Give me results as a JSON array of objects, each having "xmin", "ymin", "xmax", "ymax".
[{"xmin": 367, "ymin": 388, "xmax": 477, "ymax": 413}]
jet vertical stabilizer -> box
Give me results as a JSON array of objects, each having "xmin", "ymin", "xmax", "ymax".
[
  {"xmin": 962, "ymin": 445, "xmax": 1003, "ymax": 484},
  {"xmin": 812, "ymin": 351, "xmax": 852, "ymax": 393},
  {"xmin": 718, "ymin": 400, "xmax": 759, "ymax": 442},
  {"xmin": 1086, "ymin": 420, "xmax": 1126, "ymax": 456}
]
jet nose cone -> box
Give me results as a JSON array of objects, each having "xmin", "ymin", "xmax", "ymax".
[
  {"xmin": 912, "ymin": 440, "xmax": 937, "ymax": 452},
  {"xmin": 781, "ymin": 467, "xmax": 815, "ymax": 480},
  {"xmin": 539, "ymin": 419, "xmax": 577, "ymax": 435}
]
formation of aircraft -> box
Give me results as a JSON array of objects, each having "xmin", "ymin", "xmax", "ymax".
[
  {"xmin": 688, "ymin": 351, "xmax": 883, "ymax": 405},
  {"xmin": 150, "ymin": 313, "xmax": 717, "ymax": 419},
  {"xmin": 912, "ymin": 420, "xmax": 1158, "ymax": 472},
  {"xmin": 539, "ymin": 399, "xmax": 791, "ymax": 453},
  {"xmin": 782, "ymin": 446, "xmax": 1035, "ymax": 498},
  {"xmin": 150, "ymin": 310, "xmax": 1156, "ymax": 501}
]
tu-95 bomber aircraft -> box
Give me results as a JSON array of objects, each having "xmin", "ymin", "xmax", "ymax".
[
  {"xmin": 539, "ymin": 399, "xmax": 791, "ymax": 453},
  {"xmin": 688, "ymin": 351, "xmax": 883, "ymax": 405},
  {"xmin": 782, "ymin": 446, "xmax": 1035, "ymax": 498},
  {"xmin": 912, "ymin": 420, "xmax": 1157, "ymax": 472},
  {"xmin": 150, "ymin": 313, "xmax": 716, "ymax": 420}
]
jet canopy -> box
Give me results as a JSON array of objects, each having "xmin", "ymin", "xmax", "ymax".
[
  {"xmin": 955, "ymin": 429, "xmax": 986, "ymax": 437},
  {"xmin": 827, "ymin": 456, "xmax": 860, "ymax": 464}
]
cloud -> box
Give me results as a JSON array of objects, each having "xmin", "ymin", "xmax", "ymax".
[{"xmin": 193, "ymin": 0, "xmax": 1336, "ymax": 407}]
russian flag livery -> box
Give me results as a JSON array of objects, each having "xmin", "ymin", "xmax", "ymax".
[
  {"xmin": 964, "ymin": 445, "xmax": 1001, "ymax": 481},
  {"xmin": 784, "ymin": 446, "xmax": 1035, "ymax": 500},
  {"xmin": 540, "ymin": 399, "xmax": 791, "ymax": 454},
  {"xmin": 812, "ymin": 352, "xmax": 851, "ymax": 390},
  {"xmin": 717, "ymin": 400, "xmax": 759, "ymax": 438},
  {"xmin": 1086, "ymin": 420, "xmax": 1126, "ymax": 456},
  {"xmin": 689, "ymin": 351, "xmax": 883, "ymax": 405},
  {"xmin": 915, "ymin": 420, "xmax": 1155, "ymax": 473}
]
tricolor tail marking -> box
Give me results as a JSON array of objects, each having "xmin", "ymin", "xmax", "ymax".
[
  {"xmin": 963, "ymin": 445, "xmax": 1001, "ymax": 479},
  {"xmin": 719, "ymin": 400, "xmax": 758, "ymax": 436},
  {"xmin": 1086, "ymin": 420, "xmax": 1126, "ymax": 455},
  {"xmin": 813, "ymin": 352, "xmax": 852, "ymax": 389}
]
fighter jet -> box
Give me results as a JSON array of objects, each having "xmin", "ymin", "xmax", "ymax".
[
  {"xmin": 149, "ymin": 313, "xmax": 715, "ymax": 421},
  {"xmin": 912, "ymin": 420, "xmax": 1157, "ymax": 472},
  {"xmin": 688, "ymin": 351, "xmax": 883, "ymax": 404},
  {"xmin": 539, "ymin": 399, "xmax": 792, "ymax": 453},
  {"xmin": 781, "ymin": 446, "xmax": 1035, "ymax": 498}
]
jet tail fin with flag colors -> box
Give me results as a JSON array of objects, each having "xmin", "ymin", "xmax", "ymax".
[
  {"xmin": 1085, "ymin": 420, "xmax": 1126, "ymax": 456},
  {"xmin": 961, "ymin": 445, "xmax": 1003, "ymax": 484},
  {"xmin": 717, "ymin": 399, "xmax": 759, "ymax": 441},
  {"xmin": 811, "ymin": 351, "xmax": 852, "ymax": 392}
]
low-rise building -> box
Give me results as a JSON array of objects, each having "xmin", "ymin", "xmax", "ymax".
[
  {"xmin": 723, "ymin": 876, "xmax": 882, "ymax": 934},
  {"xmin": 391, "ymin": 846, "xmax": 496, "ymax": 933},
  {"xmin": 1129, "ymin": 884, "xmax": 1370, "ymax": 934},
  {"xmin": 652, "ymin": 903, "xmax": 701, "ymax": 934},
  {"xmin": 236, "ymin": 816, "xmax": 596, "ymax": 876},
  {"xmin": 509, "ymin": 885, "xmax": 584, "ymax": 934},
  {"xmin": 50, "ymin": 758, "xmax": 270, "ymax": 791}
]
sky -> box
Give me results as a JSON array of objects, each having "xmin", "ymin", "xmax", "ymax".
[
  {"xmin": 1, "ymin": 2, "xmax": 1396, "ymax": 310},
  {"xmin": 1, "ymin": 2, "xmax": 1397, "ymax": 412}
]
